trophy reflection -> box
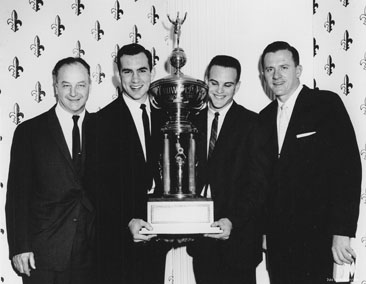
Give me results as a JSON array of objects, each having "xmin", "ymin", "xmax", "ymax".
[{"xmin": 140, "ymin": 13, "xmax": 222, "ymax": 235}]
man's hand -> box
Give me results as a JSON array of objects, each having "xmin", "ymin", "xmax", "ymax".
[
  {"xmin": 204, "ymin": 218, "xmax": 232, "ymax": 240},
  {"xmin": 332, "ymin": 235, "xmax": 356, "ymax": 265},
  {"xmin": 128, "ymin": 218, "xmax": 157, "ymax": 243},
  {"xmin": 12, "ymin": 252, "xmax": 36, "ymax": 276}
]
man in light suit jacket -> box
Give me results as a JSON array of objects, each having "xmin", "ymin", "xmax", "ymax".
[
  {"xmin": 6, "ymin": 57, "xmax": 95, "ymax": 284},
  {"xmin": 258, "ymin": 41, "xmax": 361, "ymax": 284},
  {"xmin": 85, "ymin": 43, "xmax": 169, "ymax": 284},
  {"xmin": 187, "ymin": 55, "xmax": 268, "ymax": 284}
]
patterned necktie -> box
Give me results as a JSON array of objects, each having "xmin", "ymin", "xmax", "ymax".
[
  {"xmin": 278, "ymin": 104, "xmax": 289, "ymax": 154},
  {"xmin": 203, "ymin": 112, "xmax": 219, "ymax": 197},
  {"xmin": 72, "ymin": 115, "xmax": 81, "ymax": 172},
  {"xmin": 140, "ymin": 104, "xmax": 150, "ymax": 161},
  {"xmin": 208, "ymin": 112, "xmax": 219, "ymax": 159}
]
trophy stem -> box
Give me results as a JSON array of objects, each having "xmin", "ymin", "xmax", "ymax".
[
  {"xmin": 163, "ymin": 133, "xmax": 170, "ymax": 195},
  {"xmin": 175, "ymin": 135, "xmax": 185, "ymax": 196},
  {"xmin": 176, "ymin": 106, "xmax": 181, "ymax": 128},
  {"xmin": 188, "ymin": 133, "xmax": 196, "ymax": 195}
]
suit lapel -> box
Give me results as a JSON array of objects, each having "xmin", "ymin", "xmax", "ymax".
[
  {"xmin": 211, "ymin": 102, "xmax": 237, "ymax": 157},
  {"xmin": 262, "ymin": 101, "xmax": 279, "ymax": 160},
  {"xmin": 206, "ymin": 103, "xmax": 239, "ymax": 196},
  {"xmin": 80, "ymin": 111, "xmax": 91, "ymax": 175},
  {"xmin": 47, "ymin": 106, "xmax": 75, "ymax": 172},
  {"xmin": 281, "ymin": 86, "xmax": 313, "ymax": 158},
  {"xmin": 122, "ymin": 96, "xmax": 146, "ymax": 163}
]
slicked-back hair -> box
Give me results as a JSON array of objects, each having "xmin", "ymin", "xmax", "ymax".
[
  {"xmin": 261, "ymin": 41, "xmax": 300, "ymax": 69},
  {"xmin": 116, "ymin": 43, "xmax": 153, "ymax": 72},
  {"xmin": 52, "ymin": 57, "xmax": 91, "ymax": 81},
  {"xmin": 205, "ymin": 55, "xmax": 241, "ymax": 83}
]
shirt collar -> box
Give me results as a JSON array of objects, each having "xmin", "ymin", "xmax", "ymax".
[
  {"xmin": 277, "ymin": 84, "xmax": 302, "ymax": 110},
  {"xmin": 55, "ymin": 103, "xmax": 86, "ymax": 122},
  {"xmin": 123, "ymin": 93, "xmax": 151, "ymax": 113},
  {"xmin": 208, "ymin": 100, "xmax": 233, "ymax": 117}
]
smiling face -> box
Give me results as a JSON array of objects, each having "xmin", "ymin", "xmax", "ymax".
[
  {"xmin": 119, "ymin": 52, "xmax": 155, "ymax": 103},
  {"xmin": 263, "ymin": 49, "xmax": 302, "ymax": 103},
  {"xmin": 55, "ymin": 62, "xmax": 90, "ymax": 115},
  {"xmin": 207, "ymin": 65, "xmax": 240, "ymax": 111}
]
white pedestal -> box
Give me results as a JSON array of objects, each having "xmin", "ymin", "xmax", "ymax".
[{"xmin": 140, "ymin": 198, "xmax": 222, "ymax": 235}]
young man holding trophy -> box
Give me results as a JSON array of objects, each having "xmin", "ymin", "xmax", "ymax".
[{"xmin": 187, "ymin": 55, "xmax": 268, "ymax": 284}]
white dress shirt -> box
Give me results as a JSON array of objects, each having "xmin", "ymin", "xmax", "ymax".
[
  {"xmin": 123, "ymin": 94, "xmax": 151, "ymax": 161},
  {"xmin": 276, "ymin": 84, "xmax": 302, "ymax": 154},
  {"xmin": 55, "ymin": 103, "xmax": 86, "ymax": 157}
]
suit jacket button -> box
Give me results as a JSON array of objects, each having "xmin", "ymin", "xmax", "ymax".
[{"xmin": 73, "ymin": 218, "xmax": 78, "ymax": 222}]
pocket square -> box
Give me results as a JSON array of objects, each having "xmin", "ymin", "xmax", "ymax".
[{"xmin": 296, "ymin": 131, "xmax": 316, "ymax": 138}]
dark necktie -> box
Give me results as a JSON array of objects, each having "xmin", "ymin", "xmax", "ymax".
[
  {"xmin": 203, "ymin": 112, "xmax": 219, "ymax": 198},
  {"xmin": 140, "ymin": 104, "xmax": 150, "ymax": 161},
  {"xmin": 72, "ymin": 115, "xmax": 81, "ymax": 172},
  {"xmin": 208, "ymin": 112, "xmax": 219, "ymax": 159}
]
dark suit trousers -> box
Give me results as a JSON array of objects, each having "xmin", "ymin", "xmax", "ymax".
[
  {"xmin": 193, "ymin": 257, "xmax": 256, "ymax": 284},
  {"xmin": 191, "ymin": 239, "xmax": 257, "ymax": 284},
  {"xmin": 125, "ymin": 241, "xmax": 169, "ymax": 284},
  {"xmin": 266, "ymin": 234, "xmax": 335, "ymax": 284}
]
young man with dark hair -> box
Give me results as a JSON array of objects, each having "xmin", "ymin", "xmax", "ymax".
[
  {"xmin": 187, "ymin": 55, "xmax": 267, "ymax": 284},
  {"xmin": 86, "ymin": 43, "xmax": 169, "ymax": 284}
]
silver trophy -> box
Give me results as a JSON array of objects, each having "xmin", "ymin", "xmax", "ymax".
[{"xmin": 141, "ymin": 13, "xmax": 221, "ymax": 235}]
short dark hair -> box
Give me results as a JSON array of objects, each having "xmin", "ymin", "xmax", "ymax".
[
  {"xmin": 52, "ymin": 57, "xmax": 90, "ymax": 81},
  {"xmin": 116, "ymin": 43, "xmax": 153, "ymax": 72},
  {"xmin": 261, "ymin": 41, "xmax": 300, "ymax": 69},
  {"xmin": 205, "ymin": 55, "xmax": 241, "ymax": 83}
]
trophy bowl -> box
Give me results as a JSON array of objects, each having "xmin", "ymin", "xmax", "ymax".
[{"xmin": 149, "ymin": 74, "xmax": 207, "ymax": 133}]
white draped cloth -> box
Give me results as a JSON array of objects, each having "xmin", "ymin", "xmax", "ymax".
[{"xmin": 164, "ymin": 246, "xmax": 196, "ymax": 284}]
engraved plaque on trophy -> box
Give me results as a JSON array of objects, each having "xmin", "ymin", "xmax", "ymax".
[{"xmin": 140, "ymin": 13, "xmax": 222, "ymax": 235}]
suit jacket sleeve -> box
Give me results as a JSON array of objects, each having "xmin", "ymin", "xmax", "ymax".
[
  {"xmin": 326, "ymin": 94, "xmax": 361, "ymax": 236},
  {"xmin": 6, "ymin": 123, "xmax": 33, "ymax": 258},
  {"xmin": 231, "ymin": 120, "xmax": 270, "ymax": 230}
]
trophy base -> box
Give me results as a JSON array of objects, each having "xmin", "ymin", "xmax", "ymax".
[{"xmin": 140, "ymin": 197, "xmax": 222, "ymax": 235}]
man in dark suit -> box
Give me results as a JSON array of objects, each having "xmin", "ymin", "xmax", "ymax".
[
  {"xmin": 86, "ymin": 43, "xmax": 169, "ymax": 284},
  {"xmin": 6, "ymin": 57, "xmax": 95, "ymax": 284},
  {"xmin": 187, "ymin": 55, "xmax": 268, "ymax": 284},
  {"xmin": 258, "ymin": 41, "xmax": 361, "ymax": 284}
]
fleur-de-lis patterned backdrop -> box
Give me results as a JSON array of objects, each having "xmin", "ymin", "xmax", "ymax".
[
  {"xmin": 313, "ymin": 1, "xmax": 366, "ymax": 283},
  {"xmin": 0, "ymin": 0, "xmax": 364, "ymax": 283}
]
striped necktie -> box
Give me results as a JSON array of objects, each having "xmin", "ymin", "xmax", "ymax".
[{"xmin": 208, "ymin": 112, "xmax": 219, "ymax": 159}]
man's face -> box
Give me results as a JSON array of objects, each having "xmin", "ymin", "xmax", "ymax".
[
  {"xmin": 263, "ymin": 49, "xmax": 302, "ymax": 103},
  {"xmin": 55, "ymin": 63, "xmax": 90, "ymax": 115},
  {"xmin": 119, "ymin": 52, "xmax": 155, "ymax": 103},
  {"xmin": 207, "ymin": 65, "xmax": 240, "ymax": 111}
]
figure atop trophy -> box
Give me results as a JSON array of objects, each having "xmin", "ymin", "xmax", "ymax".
[
  {"xmin": 166, "ymin": 12, "xmax": 188, "ymax": 74},
  {"xmin": 167, "ymin": 12, "xmax": 187, "ymax": 48}
]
